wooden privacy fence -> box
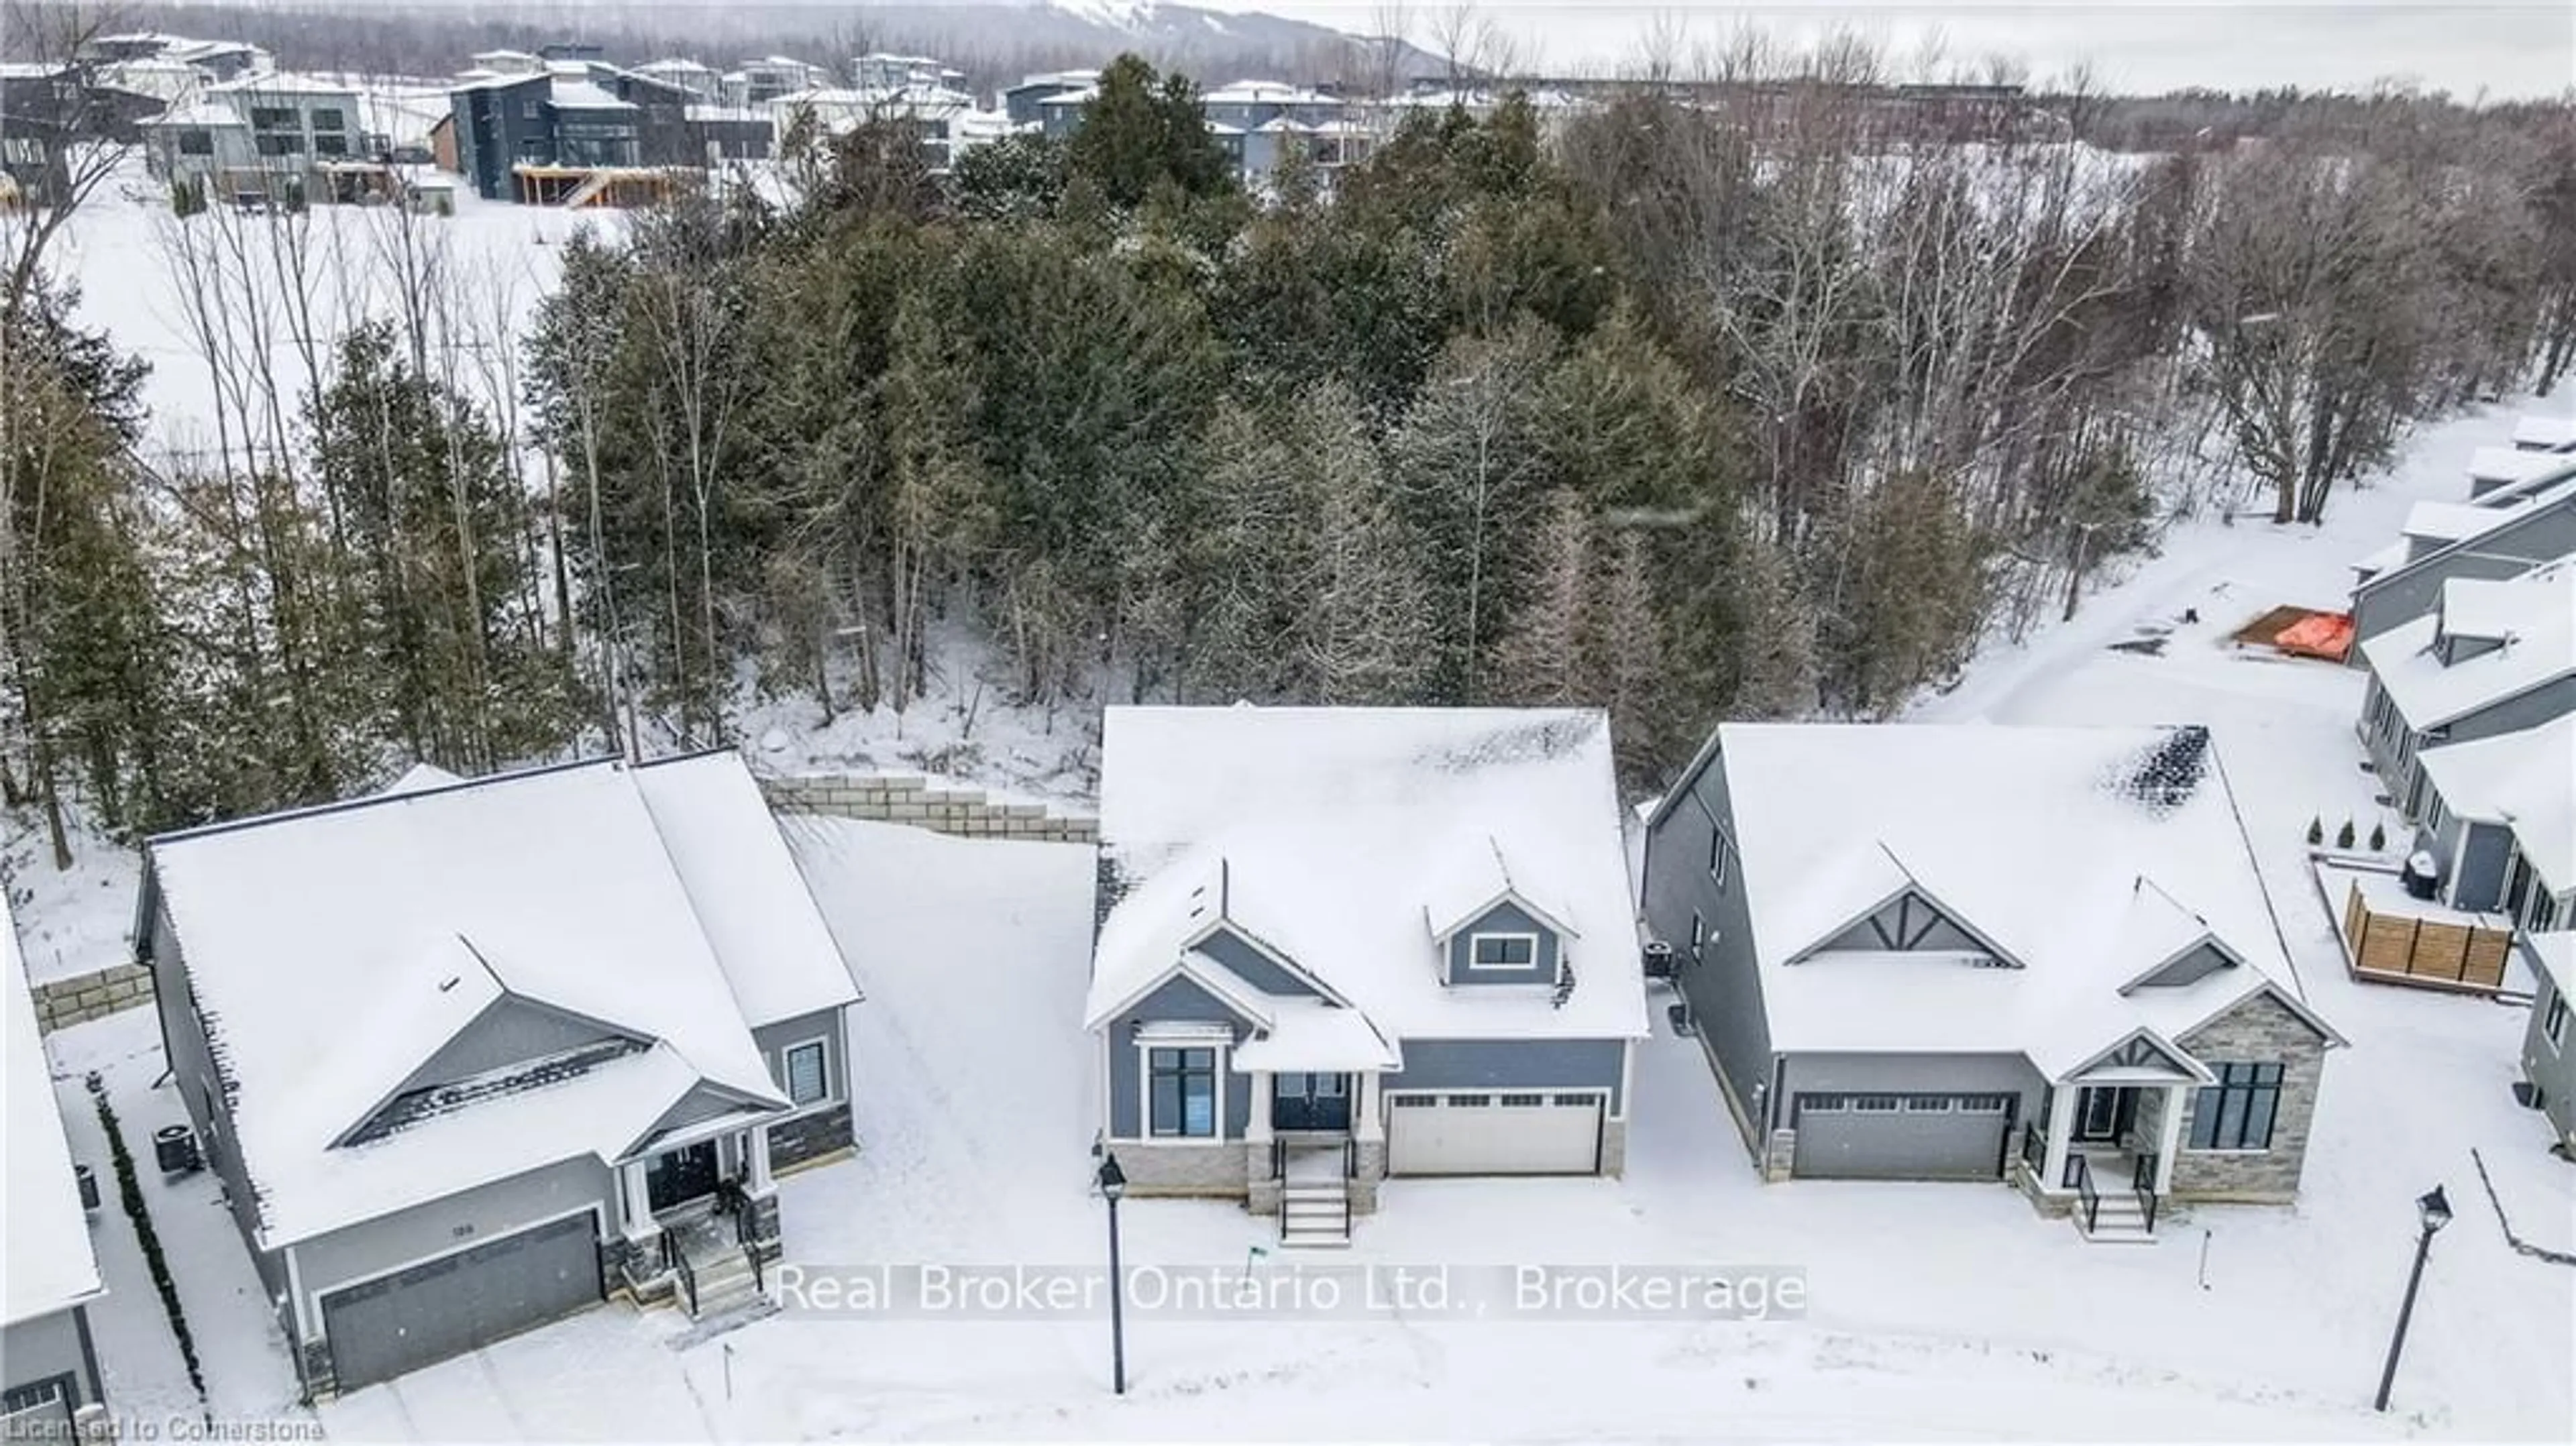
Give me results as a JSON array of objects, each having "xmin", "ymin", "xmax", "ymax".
[{"xmin": 2341, "ymin": 881, "xmax": 2514, "ymax": 994}]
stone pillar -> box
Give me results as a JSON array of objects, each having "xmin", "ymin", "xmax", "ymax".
[
  {"xmin": 2040, "ymin": 1083, "xmax": 2075, "ymax": 1194},
  {"xmin": 1762, "ymin": 1128, "xmax": 1796, "ymax": 1182}
]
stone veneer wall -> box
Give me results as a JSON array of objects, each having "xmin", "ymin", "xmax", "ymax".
[
  {"xmin": 761, "ymin": 775, "xmax": 1098, "ymax": 844},
  {"xmin": 768, "ymin": 1103, "xmax": 855, "ymax": 1172},
  {"xmin": 2169, "ymin": 993, "xmax": 2330, "ymax": 1204},
  {"xmin": 34, "ymin": 962, "xmax": 154, "ymax": 1035}
]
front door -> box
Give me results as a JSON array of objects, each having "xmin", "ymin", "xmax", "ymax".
[
  {"xmin": 2072, "ymin": 1087, "xmax": 2133, "ymax": 1144},
  {"xmin": 1273, "ymin": 1072, "xmax": 1352, "ymax": 1132},
  {"xmin": 645, "ymin": 1140, "xmax": 720, "ymax": 1213}
]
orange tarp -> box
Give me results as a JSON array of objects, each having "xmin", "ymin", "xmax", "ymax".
[{"xmin": 2274, "ymin": 610, "xmax": 2355, "ymax": 661}]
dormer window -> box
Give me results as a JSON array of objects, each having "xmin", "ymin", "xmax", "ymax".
[{"xmin": 1468, "ymin": 934, "xmax": 1538, "ymax": 971}]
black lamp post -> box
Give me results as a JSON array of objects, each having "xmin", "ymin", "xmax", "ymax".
[
  {"xmin": 1097, "ymin": 1152, "xmax": 1128, "ymax": 1396},
  {"xmin": 2373, "ymin": 1184, "xmax": 2452, "ymax": 1412}
]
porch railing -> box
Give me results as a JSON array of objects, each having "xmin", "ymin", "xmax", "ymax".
[
  {"xmin": 1269, "ymin": 1136, "xmax": 1285, "ymax": 1181},
  {"xmin": 2071, "ymin": 1153, "xmax": 2099, "ymax": 1234},
  {"xmin": 2021, "ymin": 1122, "xmax": 2044, "ymax": 1175},
  {"xmin": 661, "ymin": 1229, "xmax": 698, "ymax": 1317},
  {"xmin": 2132, "ymin": 1150, "xmax": 2159, "ymax": 1235},
  {"xmin": 735, "ymin": 1194, "xmax": 765, "ymax": 1295},
  {"xmin": 1344, "ymin": 1136, "xmax": 1357, "ymax": 1180}
]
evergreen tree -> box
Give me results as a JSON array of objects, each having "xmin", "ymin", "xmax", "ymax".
[{"xmin": 1064, "ymin": 54, "xmax": 1236, "ymax": 211}]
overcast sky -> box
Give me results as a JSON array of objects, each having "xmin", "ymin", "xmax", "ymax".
[{"xmin": 1191, "ymin": 2, "xmax": 2575, "ymax": 98}]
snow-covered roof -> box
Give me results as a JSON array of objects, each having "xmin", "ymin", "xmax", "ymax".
[
  {"xmin": 2468, "ymin": 445, "xmax": 2576, "ymax": 490},
  {"xmin": 0, "ymin": 61, "xmax": 72, "ymax": 79},
  {"xmin": 548, "ymin": 75, "xmax": 633, "ymax": 111},
  {"xmin": 2361, "ymin": 565, "xmax": 2576, "ymax": 730},
  {"xmin": 2514, "ymin": 415, "xmax": 2576, "ymax": 452},
  {"xmin": 638, "ymin": 57, "xmax": 715, "ymax": 74},
  {"xmin": 2402, "ymin": 500, "xmax": 2502, "ymax": 543},
  {"xmin": 2350, "ymin": 537, "xmax": 2409, "ymax": 583},
  {"xmin": 146, "ymin": 99, "xmax": 246, "ymax": 128},
  {"xmin": 1232, "ymin": 998, "xmax": 1401, "ymax": 1072},
  {"xmin": 2418, "ymin": 714, "xmax": 2575, "ymax": 894},
  {"xmin": 631, "ymin": 753, "xmax": 860, "ymax": 1026},
  {"xmin": 1088, "ymin": 708, "xmax": 1648, "ymax": 1047},
  {"xmin": 1205, "ymin": 79, "xmax": 1338, "ymax": 107},
  {"xmin": 1712, "ymin": 724, "xmax": 2332, "ymax": 1073},
  {"xmin": 143, "ymin": 753, "xmax": 848, "ymax": 1247},
  {"xmin": 3, "ymin": 896, "xmax": 105, "ymax": 1327},
  {"xmin": 204, "ymin": 70, "xmax": 356, "ymax": 98}
]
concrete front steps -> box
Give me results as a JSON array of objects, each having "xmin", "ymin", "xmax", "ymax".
[
  {"xmin": 1280, "ymin": 1180, "xmax": 1352, "ymax": 1248},
  {"xmin": 2075, "ymin": 1192, "xmax": 2158, "ymax": 1244}
]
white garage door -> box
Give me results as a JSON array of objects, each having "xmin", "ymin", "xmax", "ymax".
[{"xmin": 1386, "ymin": 1091, "xmax": 1604, "ymax": 1176}]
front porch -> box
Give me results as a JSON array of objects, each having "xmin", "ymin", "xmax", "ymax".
[
  {"xmin": 2015, "ymin": 1078, "xmax": 2192, "ymax": 1242},
  {"xmin": 1242, "ymin": 1068, "xmax": 1388, "ymax": 1249},
  {"xmin": 608, "ymin": 1116, "xmax": 784, "ymax": 1319}
]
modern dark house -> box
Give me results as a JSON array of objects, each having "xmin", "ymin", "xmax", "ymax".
[{"xmin": 449, "ymin": 61, "xmax": 697, "ymax": 204}]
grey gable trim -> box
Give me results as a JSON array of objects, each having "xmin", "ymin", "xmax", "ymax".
[
  {"xmin": 1788, "ymin": 875, "xmax": 2026, "ymax": 970},
  {"xmin": 613, "ymin": 1078, "xmax": 788, "ymax": 1160},
  {"xmin": 2352, "ymin": 483, "xmax": 2576, "ymax": 602},
  {"xmin": 2062, "ymin": 1027, "xmax": 2213, "ymax": 1084},
  {"xmin": 2193, "ymin": 980, "xmax": 2349, "ymax": 1051},
  {"xmin": 2116, "ymin": 936, "xmax": 2245, "ymax": 995}
]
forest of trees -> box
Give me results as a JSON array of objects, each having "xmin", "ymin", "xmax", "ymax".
[{"xmin": 5, "ymin": 44, "xmax": 2575, "ymax": 865}]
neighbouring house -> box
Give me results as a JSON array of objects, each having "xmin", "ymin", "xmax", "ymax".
[
  {"xmin": 722, "ymin": 56, "xmax": 833, "ymax": 109},
  {"xmin": 80, "ymin": 31, "xmax": 272, "ymax": 83},
  {"xmin": 1004, "ymin": 68, "xmax": 1095, "ymax": 127},
  {"xmin": 0, "ymin": 63, "xmax": 78, "ymax": 205},
  {"xmin": 2468, "ymin": 445, "xmax": 2576, "ymax": 500},
  {"xmin": 1086, "ymin": 707, "xmax": 1648, "ymax": 1247},
  {"xmin": 2519, "ymin": 934, "xmax": 2576, "ymax": 1149},
  {"xmin": 633, "ymin": 57, "xmax": 720, "ymax": 101},
  {"xmin": 853, "ymin": 52, "xmax": 965, "ymax": 91},
  {"xmin": 138, "ymin": 751, "xmax": 860, "ymax": 1398},
  {"xmin": 2358, "ymin": 563, "xmax": 2576, "ymax": 821},
  {"xmin": 2349, "ymin": 474, "xmax": 2576, "ymax": 647},
  {"xmin": 451, "ymin": 61, "xmax": 699, "ymax": 203},
  {"xmin": 1640, "ymin": 723, "xmax": 2344, "ymax": 1237},
  {"xmin": 2512, "ymin": 413, "xmax": 2576, "ymax": 453},
  {"xmin": 3, "ymin": 897, "xmax": 108, "ymax": 1439},
  {"xmin": 769, "ymin": 82, "xmax": 996, "ymax": 170},
  {"xmin": 141, "ymin": 99, "xmax": 252, "ymax": 190},
  {"xmin": 2412, "ymin": 714, "xmax": 2575, "ymax": 932},
  {"xmin": 142, "ymin": 70, "xmax": 365, "ymax": 200}
]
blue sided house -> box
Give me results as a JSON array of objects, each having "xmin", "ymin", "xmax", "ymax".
[{"xmin": 1085, "ymin": 707, "xmax": 1650, "ymax": 1247}]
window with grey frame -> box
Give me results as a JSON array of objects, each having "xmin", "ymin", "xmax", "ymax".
[{"xmin": 2189, "ymin": 1062, "xmax": 2282, "ymax": 1150}]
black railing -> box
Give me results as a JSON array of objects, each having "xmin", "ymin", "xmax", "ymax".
[
  {"xmin": 663, "ymin": 1231, "xmax": 698, "ymax": 1317},
  {"xmin": 2072, "ymin": 1154, "xmax": 2099, "ymax": 1234},
  {"xmin": 735, "ymin": 1196, "xmax": 766, "ymax": 1295},
  {"xmin": 1270, "ymin": 1136, "xmax": 1285, "ymax": 1181},
  {"xmin": 2133, "ymin": 1151, "xmax": 2159, "ymax": 1235},
  {"xmin": 1344, "ymin": 1136, "xmax": 1357, "ymax": 1180},
  {"xmin": 2021, "ymin": 1122, "xmax": 2044, "ymax": 1174}
]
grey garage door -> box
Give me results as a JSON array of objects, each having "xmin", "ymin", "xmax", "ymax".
[
  {"xmin": 1790, "ymin": 1094, "xmax": 2013, "ymax": 1180},
  {"xmin": 320, "ymin": 1212, "xmax": 602, "ymax": 1392}
]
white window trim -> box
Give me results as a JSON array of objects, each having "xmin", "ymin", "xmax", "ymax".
[
  {"xmin": 778, "ymin": 1036, "xmax": 834, "ymax": 1113},
  {"xmin": 1463, "ymin": 932, "xmax": 1542, "ymax": 973},
  {"xmin": 2546, "ymin": 991, "xmax": 2570, "ymax": 1052},
  {"xmin": 1689, "ymin": 912, "xmax": 1708, "ymax": 960},
  {"xmin": 1709, "ymin": 828, "xmax": 1728, "ymax": 888},
  {"xmin": 1134, "ymin": 1040, "xmax": 1230, "ymax": 1146}
]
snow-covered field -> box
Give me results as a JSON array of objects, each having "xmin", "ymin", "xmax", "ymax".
[
  {"xmin": 46, "ymin": 155, "xmax": 612, "ymax": 462},
  {"xmin": 22, "ymin": 274, "xmax": 2575, "ymax": 1435}
]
